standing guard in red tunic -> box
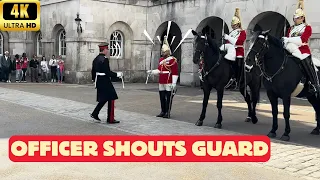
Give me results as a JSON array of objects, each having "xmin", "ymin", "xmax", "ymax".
[
  {"xmin": 282, "ymin": 0, "xmax": 320, "ymax": 95},
  {"xmin": 147, "ymin": 36, "xmax": 179, "ymax": 118},
  {"xmin": 221, "ymin": 8, "xmax": 246, "ymax": 88}
]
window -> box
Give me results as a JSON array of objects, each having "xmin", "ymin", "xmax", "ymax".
[
  {"xmin": 0, "ymin": 32, "xmax": 3, "ymax": 56},
  {"xmin": 109, "ymin": 31, "xmax": 123, "ymax": 58},
  {"xmin": 58, "ymin": 30, "xmax": 66, "ymax": 56},
  {"xmin": 36, "ymin": 32, "xmax": 43, "ymax": 56}
]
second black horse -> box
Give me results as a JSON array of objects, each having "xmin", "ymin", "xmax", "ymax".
[{"xmin": 192, "ymin": 30, "xmax": 261, "ymax": 128}]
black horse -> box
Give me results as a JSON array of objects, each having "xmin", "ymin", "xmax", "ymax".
[
  {"xmin": 246, "ymin": 30, "xmax": 320, "ymax": 141},
  {"xmin": 192, "ymin": 30, "xmax": 261, "ymax": 128}
]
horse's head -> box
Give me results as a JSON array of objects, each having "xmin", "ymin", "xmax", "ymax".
[
  {"xmin": 192, "ymin": 30, "xmax": 207, "ymax": 64},
  {"xmin": 246, "ymin": 29, "xmax": 271, "ymax": 66}
]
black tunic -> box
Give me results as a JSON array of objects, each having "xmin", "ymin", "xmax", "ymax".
[{"xmin": 91, "ymin": 53, "xmax": 118, "ymax": 102}]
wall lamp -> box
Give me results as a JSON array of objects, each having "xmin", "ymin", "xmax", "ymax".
[{"xmin": 75, "ymin": 13, "xmax": 83, "ymax": 33}]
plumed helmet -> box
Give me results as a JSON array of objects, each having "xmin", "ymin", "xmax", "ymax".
[
  {"xmin": 231, "ymin": 8, "xmax": 242, "ymax": 28},
  {"xmin": 161, "ymin": 36, "xmax": 171, "ymax": 55},
  {"xmin": 294, "ymin": 0, "xmax": 306, "ymax": 21}
]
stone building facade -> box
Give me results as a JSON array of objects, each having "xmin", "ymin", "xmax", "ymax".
[{"xmin": 1, "ymin": 0, "xmax": 320, "ymax": 85}]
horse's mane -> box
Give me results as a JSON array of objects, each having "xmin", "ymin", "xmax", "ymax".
[
  {"xmin": 267, "ymin": 34, "xmax": 284, "ymax": 49},
  {"xmin": 259, "ymin": 33, "xmax": 286, "ymax": 59},
  {"xmin": 206, "ymin": 35, "xmax": 219, "ymax": 54}
]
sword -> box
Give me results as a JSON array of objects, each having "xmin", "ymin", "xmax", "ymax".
[
  {"xmin": 143, "ymin": 29, "xmax": 156, "ymax": 84},
  {"xmin": 168, "ymin": 86, "xmax": 177, "ymax": 119}
]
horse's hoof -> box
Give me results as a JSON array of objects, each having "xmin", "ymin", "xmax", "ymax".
[
  {"xmin": 251, "ymin": 116, "xmax": 258, "ymax": 124},
  {"xmin": 280, "ymin": 135, "xmax": 290, "ymax": 141},
  {"xmin": 310, "ymin": 129, "xmax": 320, "ymax": 135},
  {"xmin": 214, "ymin": 123, "xmax": 222, "ymax": 129},
  {"xmin": 267, "ymin": 132, "xmax": 276, "ymax": 138},
  {"xmin": 245, "ymin": 117, "xmax": 251, "ymax": 122},
  {"xmin": 195, "ymin": 120, "xmax": 203, "ymax": 126}
]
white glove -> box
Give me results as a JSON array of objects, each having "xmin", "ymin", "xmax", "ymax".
[
  {"xmin": 171, "ymin": 83, "xmax": 176, "ymax": 90},
  {"xmin": 224, "ymin": 34, "xmax": 230, "ymax": 40},
  {"xmin": 147, "ymin": 69, "xmax": 160, "ymax": 75},
  {"xmin": 117, "ymin": 72, "xmax": 123, "ymax": 78},
  {"xmin": 281, "ymin": 37, "xmax": 289, "ymax": 45}
]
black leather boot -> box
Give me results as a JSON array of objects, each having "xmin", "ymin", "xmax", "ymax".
[
  {"xmin": 163, "ymin": 91, "xmax": 173, "ymax": 118},
  {"xmin": 300, "ymin": 57, "xmax": 320, "ymax": 95},
  {"xmin": 156, "ymin": 91, "xmax": 166, "ymax": 117}
]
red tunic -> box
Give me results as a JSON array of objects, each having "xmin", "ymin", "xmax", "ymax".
[
  {"xmin": 226, "ymin": 29, "xmax": 246, "ymax": 58},
  {"xmin": 16, "ymin": 59, "xmax": 22, "ymax": 70},
  {"xmin": 286, "ymin": 24, "xmax": 311, "ymax": 55},
  {"xmin": 158, "ymin": 56, "xmax": 179, "ymax": 84},
  {"xmin": 22, "ymin": 58, "xmax": 28, "ymax": 69}
]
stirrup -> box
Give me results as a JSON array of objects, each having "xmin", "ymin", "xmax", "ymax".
[{"xmin": 225, "ymin": 78, "xmax": 235, "ymax": 89}]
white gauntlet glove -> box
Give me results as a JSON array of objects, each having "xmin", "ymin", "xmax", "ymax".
[
  {"xmin": 224, "ymin": 34, "xmax": 230, "ymax": 40},
  {"xmin": 171, "ymin": 75, "xmax": 179, "ymax": 90},
  {"xmin": 117, "ymin": 72, "xmax": 123, "ymax": 78},
  {"xmin": 147, "ymin": 69, "xmax": 160, "ymax": 75},
  {"xmin": 281, "ymin": 37, "xmax": 289, "ymax": 46}
]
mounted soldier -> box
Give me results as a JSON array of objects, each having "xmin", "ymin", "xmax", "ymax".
[
  {"xmin": 147, "ymin": 36, "xmax": 179, "ymax": 118},
  {"xmin": 282, "ymin": 0, "xmax": 320, "ymax": 95},
  {"xmin": 90, "ymin": 42, "xmax": 123, "ymax": 123},
  {"xmin": 221, "ymin": 8, "xmax": 246, "ymax": 88}
]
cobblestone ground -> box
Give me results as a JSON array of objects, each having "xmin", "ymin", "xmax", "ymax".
[{"xmin": 0, "ymin": 83, "xmax": 319, "ymax": 179}]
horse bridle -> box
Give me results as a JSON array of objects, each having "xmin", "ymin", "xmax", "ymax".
[
  {"xmin": 249, "ymin": 35, "xmax": 287, "ymax": 82},
  {"xmin": 197, "ymin": 38, "xmax": 221, "ymax": 78}
]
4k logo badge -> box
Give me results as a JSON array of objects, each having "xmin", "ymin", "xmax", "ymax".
[{"xmin": 0, "ymin": 0, "xmax": 40, "ymax": 31}]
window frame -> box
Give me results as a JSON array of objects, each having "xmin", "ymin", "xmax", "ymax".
[
  {"xmin": 109, "ymin": 30, "xmax": 124, "ymax": 59},
  {"xmin": 36, "ymin": 32, "xmax": 43, "ymax": 56},
  {"xmin": 58, "ymin": 30, "xmax": 66, "ymax": 57}
]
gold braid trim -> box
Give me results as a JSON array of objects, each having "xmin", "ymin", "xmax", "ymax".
[{"xmin": 162, "ymin": 57, "xmax": 178, "ymax": 84}]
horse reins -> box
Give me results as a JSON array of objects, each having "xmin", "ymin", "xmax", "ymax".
[
  {"xmin": 197, "ymin": 41, "xmax": 221, "ymax": 79},
  {"xmin": 251, "ymin": 37, "xmax": 287, "ymax": 82}
]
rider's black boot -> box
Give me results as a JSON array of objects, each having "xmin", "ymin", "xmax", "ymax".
[{"xmin": 300, "ymin": 57, "xmax": 320, "ymax": 96}]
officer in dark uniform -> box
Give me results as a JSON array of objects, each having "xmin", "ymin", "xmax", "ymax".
[{"xmin": 90, "ymin": 42, "xmax": 123, "ymax": 123}]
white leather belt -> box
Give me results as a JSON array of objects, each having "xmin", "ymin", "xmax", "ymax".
[
  {"xmin": 235, "ymin": 45, "xmax": 244, "ymax": 48},
  {"xmin": 159, "ymin": 71, "xmax": 170, "ymax": 74},
  {"xmin": 95, "ymin": 72, "xmax": 106, "ymax": 88}
]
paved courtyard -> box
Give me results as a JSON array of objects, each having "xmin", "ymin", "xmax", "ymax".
[{"xmin": 0, "ymin": 82, "xmax": 319, "ymax": 180}]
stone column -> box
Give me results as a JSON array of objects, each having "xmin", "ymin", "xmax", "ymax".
[{"xmin": 179, "ymin": 38, "xmax": 198, "ymax": 86}]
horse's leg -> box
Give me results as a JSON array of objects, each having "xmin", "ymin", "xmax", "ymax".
[
  {"xmin": 196, "ymin": 85, "xmax": 212, "ymax": 126},
  {"xmin": 280, "ymin": 96, "xmax": 291, "ymax": 141},
  {"xmin": 214, "ymin": 88, "xmax": 224, "ymax": 129},
  {"xmin": 307, "ymin": 95, "xmax": 320, "ymax": 135},
  {"xmin": 240, "ymin": 86, "xmax": 253, "ymax": 122},
  {"xmin": 266, "ymin": 90, "xmax": 278, "ymax": 138},
  {"xmin": 249, "ymin": 81, "xmax": 260, "ymax": 124}
]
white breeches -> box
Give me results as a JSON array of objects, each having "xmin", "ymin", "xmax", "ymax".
[
  {"xmin": 159, "ymin": 84, "xmax": 172, "ymax": 91},
  {"xmin": 285, "ymin": 42, "xmax": 310, "ymax": 60},
  {"xmin": 220, "ymin": 44, "xmax": 236, "ymax": 61}
]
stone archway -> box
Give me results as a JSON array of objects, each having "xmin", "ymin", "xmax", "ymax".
[
  {"xmin": 247, "ymin": 11, "xmax": 290, "ymax": 39},
  {"xmin": 195, "ymin": 16, "xmax": 229, "ymax": 42},
  {"xmin": 153, "ymin": 21, "xmax": 182, "ymax": 83}
]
